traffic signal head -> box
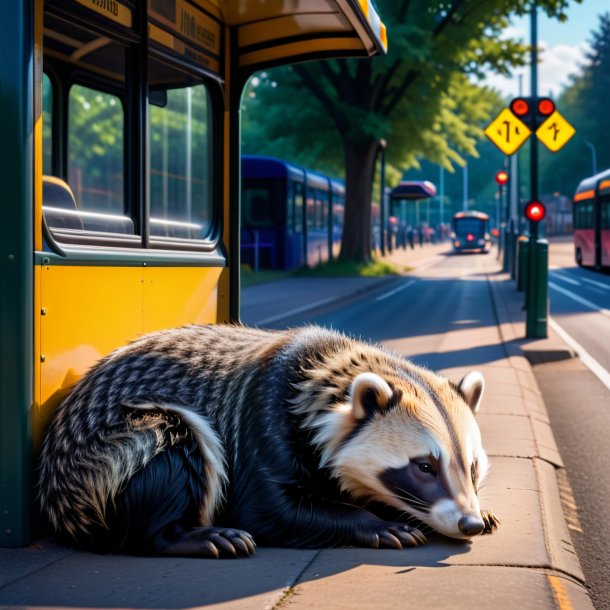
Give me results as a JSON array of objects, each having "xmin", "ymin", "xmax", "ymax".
[
  {"xmin": 495, "ymin": 170, "xmax": 509, "ymax": 185},
  {"xmin": 509, "ymin": 97, "xmax": 556, "ymax": 128},
  {"xmin": 524, "ymin": 200, "xmax": 546, "ymax": 222}
]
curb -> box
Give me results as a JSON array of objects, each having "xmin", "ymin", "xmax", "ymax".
[{"xmin": 485, "ymin": 264, "xmax": 593, "ymax": 608}]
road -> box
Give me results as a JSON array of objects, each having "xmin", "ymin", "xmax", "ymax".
[
  {"xmin": 263, "ymin": 253, "xmax": 503, "ymax": 375},
  {"xmin": 547, "ymin": 238, "xmax": 610, "ymax": 383},
  {"xmin": 535, "ymin": 237, "xmax": 610, "ymax": 610},
  {"xmin": 253, "ymin": 240, "xmax": 610, "ymax": 610}
]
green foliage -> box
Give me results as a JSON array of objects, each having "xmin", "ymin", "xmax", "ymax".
[
  {"xmin": 540, "ymin": 12, "xmax": 610, "ymax": 197},
  {"xmin": 242, "ymin": 0, "xmax": 579, "ymax": 176},
  {"xmin": 242, "ymin": 0, "xmax": 583, "ymax": 262},
  {"xmin": 295, "ymin": 258, "xmax": 405, "ymax": 277}
]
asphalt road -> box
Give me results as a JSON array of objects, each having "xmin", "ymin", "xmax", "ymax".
[
  {"xmin": 533, "ymin": 238, "xmax": 610, "ymax": 610},
  {"xmin": 547, "ymin": 239, "xmax": 610, "ymax": 378},
  {"xmin": 265, "ymin": 252, "xmax": 503, "ymax": 376}
]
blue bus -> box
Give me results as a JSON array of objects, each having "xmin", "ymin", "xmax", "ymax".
[
  {"xmin": 452, "ymin": 211, "xmax": 491, "ymax": 254},
  {"xmin": 241, "ymin": 156, "xmax": 344, "ymax": 270}
]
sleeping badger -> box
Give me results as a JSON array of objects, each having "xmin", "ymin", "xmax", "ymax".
[{"xmin": 39, "ymin": 324, "xmax": 499, "ymax": 557}]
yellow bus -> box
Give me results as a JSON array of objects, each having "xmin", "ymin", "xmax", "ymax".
[{"xmin": 0, "ymin": 0, "xmax": 386, "ymax": 547}]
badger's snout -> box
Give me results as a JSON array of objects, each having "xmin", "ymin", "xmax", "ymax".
[{"xmin": 458, "ymin": 515, "xmax": 485, "ymax": 537}]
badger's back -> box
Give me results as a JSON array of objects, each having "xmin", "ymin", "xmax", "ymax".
[{"xmin": 38, "ymin": 324, "xmax": 294, "ymax": 542}]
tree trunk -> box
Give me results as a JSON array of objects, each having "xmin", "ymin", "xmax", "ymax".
[{"xmin": 339, "ymin": 138, "xmax": 378, "ymax": 263}]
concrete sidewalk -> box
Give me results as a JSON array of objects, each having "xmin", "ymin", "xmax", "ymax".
[{"xmin": 0, "ymin": 244, "xmax": 594, "ymax": 610}]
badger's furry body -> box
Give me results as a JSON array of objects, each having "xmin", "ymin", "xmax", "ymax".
[{"xmin": 39, "ymin": 324, "xmax": 498, "ymax": 557}]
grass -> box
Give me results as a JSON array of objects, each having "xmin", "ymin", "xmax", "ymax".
[
  {"xmin": 240, "ymin": 265, "xmax": 295, "ymax": 288},
  {"xmin": 295, "ymin": 257, "xmax": 408, "ymax": 277},
  {"xmin": 241, "ymin": 257, "xmax": 409, "ymax": 288}
]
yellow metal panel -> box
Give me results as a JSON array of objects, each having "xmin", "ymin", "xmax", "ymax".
[
  {"xmin": 238, "ymin": 14, "xmax": 351, "ymax": 47},
  {"xmin": 240, "ymin": 37, "xmax": 364, "ymax": 68},
  {"xmin": 38, "ymin": 265, "xmax": 143, "ymax": 442},
  {"xmin": 536, "ymin": 110, "xmax": 576, "ymax": 153},
  {"xmin": 142, "ymin": 266, "xmax": 222, "ymax": 333},
  {"xmin": 484, "ymin": 108, "xmax": 531, "ymax": 156}
]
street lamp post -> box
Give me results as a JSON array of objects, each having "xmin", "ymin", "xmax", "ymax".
[
  {"xmin": 584, "ymin": 140, "xmax": 597, "ymax": 176},
  {"xmin": 378, "ymin": 139, "xmax": 387, "ymax": 256}
]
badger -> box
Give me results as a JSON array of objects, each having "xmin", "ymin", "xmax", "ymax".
[{"xmin": 38, "ymin": 324, "xmax": 499, "ymax": 558}]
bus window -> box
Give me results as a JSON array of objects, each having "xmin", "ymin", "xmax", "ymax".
[
  {"xmin": 67, "ymin": 84, "xmax": 130, "ymax": 234},
  {"xmin": 294, "ymin": 182, "xmax": 304, "ymax": 233},
  {"xmin": 601, "ymin": 195, "xmax": 610, "ymax": 229},
  {"xmin": 575, "ymin": 201, "xmax": 594, "ymax": 229},
  {"xmin": 286, "ymin": 181, "xmax": 294, "ymax": 233},
  {"xmin": 242, "ymin": 179, "xmax": 283, "ymax": 228},
  {"xmin": 42, "ymin": 73, "xmax": 52, "ymax": 175},
  {"xmin": 149, "ymin": 63, "xmax": 213, "ymax": 242}
]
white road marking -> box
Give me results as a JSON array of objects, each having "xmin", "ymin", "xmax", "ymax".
[
  {"xmin": 549, "ymin": 317, "xmax": 610, "ymax": 393},
  {"xmin": 255, "ymin": 295, "xmax": 350, "ymax": 326},
  {"xmin": 550, "ymin": 272, "xmax": 580, "ymax": 286},
  {"xmin": 549, "ymin": 281, "xmax": 610, "ymax": 318},
  {"xmin": 580, "ymin": 276, "xmax": 610, "ymax": 291},
  {"xmin": 375, "ymin": 279, "xmax": 416, "ymax": 302}
]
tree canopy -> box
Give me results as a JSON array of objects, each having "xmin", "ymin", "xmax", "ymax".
[
  {"xmin": 540, "ymin": 11, "xmax": 610, "ymax": 197},
  {"xmin": 242, "ymin": 0, "xmax": 582, "ymax": 262}
]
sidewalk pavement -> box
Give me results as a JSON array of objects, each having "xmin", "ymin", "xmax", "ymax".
[{"xmin": 0, "ymin": 243, "xmax": 593, "ymax": 610}]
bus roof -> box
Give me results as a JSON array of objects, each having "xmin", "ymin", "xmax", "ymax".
[
  {"xmin": 574, "ymin": 168, "xmax": 610, "ymax": 201},
  {"xmin": 242, "ymin": 156, "xmax": 306, "ymax": 183},
  {"xmin": 453, "ymin": 211, "xmax": 490, "ymax": 221}
]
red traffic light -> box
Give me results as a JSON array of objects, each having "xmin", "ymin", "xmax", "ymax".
[
  {"xmin": 495, "ymin": 170, "xmax": 509, "ymax": 185},
  {"xmin": 510, "ymin": 98, "xmax": 530, "ymax": 117},
  {"xmin": 537, "ymin": 98, "xmax": 555, "ymax": 116},
  {"xmin": 524, "ymin": 200, "xmax": 546, "ymax": 222}
]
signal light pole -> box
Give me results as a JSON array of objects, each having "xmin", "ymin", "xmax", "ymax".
[{"xmin": 525, "ymin": 0, "xmax": 548, "ymax": 338}]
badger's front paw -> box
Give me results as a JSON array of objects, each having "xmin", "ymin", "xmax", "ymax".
[
  {"xmin": 361, "ymin": 522, "xmax": 427, "ymax": 549},
  {"xmin": 481, "ymin": 510, "xmax": 501, "ymax": 534}
]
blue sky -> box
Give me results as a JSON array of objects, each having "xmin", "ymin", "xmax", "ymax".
[{"xmin": 485, "ymin": 0, "xmax": 608, "ymax": 98}]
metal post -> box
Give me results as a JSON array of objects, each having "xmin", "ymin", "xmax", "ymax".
[
  {"xmin": 526, "ymin": 0, "xmax": 548, "ymax": 338},
  {"xmin": 585, "ymin": 140, "xmax": 597, "ymax": 176},
  {"xmin": 439, "ymin": 166, "xmax": 444, "ymax": 226},
  {"xmin": 462, "ymin": 162, "xmax": 468, "ymax": 211},
  {"xmin": 379, "ymin": 139, "xmax": 387, "ymax": 256},
  {"xmin": 529, "ymin": 0, "xmax": 539, "ymax": 241}
]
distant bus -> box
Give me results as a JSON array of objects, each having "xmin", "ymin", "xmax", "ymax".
[
  {"xmin": 573, "ymin": 169, "xmax": 610, "ymax": 268},
  {"xmin": 451, "ymin": 211, "xmax": 491, "ymax": 254},
  {"xmin": 241, "ymin": 156, "xmax": 344, "ymax": 270}
]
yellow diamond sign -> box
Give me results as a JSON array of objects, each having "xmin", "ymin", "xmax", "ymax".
[
  {"xmin": 484, "ymin": 108, "xmax": 532, "ymax": 155},
  {"xmin": 536, "ymin": 110, "xmax": 576, "ymax": 152}
]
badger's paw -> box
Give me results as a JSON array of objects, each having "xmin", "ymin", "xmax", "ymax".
[
  {"xmin": 364, "ymin": 523, "xmax": 427, "ymax": 550},
  {"xmin": 157, "ymin": 527, "xmax": 256, "ymax": 558},
  {"xmin": 481, "ymin": 510, "xmax": 501, "ymax": 534}
]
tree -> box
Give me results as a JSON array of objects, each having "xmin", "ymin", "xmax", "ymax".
[
  {"xmin": 242, "ymin": 0, "xmax": 580, "ymax": 263},
  {"xmin": 540, "ymin": 12, "xmax": 610, "ymax": 197}
]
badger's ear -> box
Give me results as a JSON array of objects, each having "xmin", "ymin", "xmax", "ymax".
[
  {"xmin": 350, "ymin": 372, "xmax": 393, "ymax": 421},
  {"xmin": 458, "ymin": 371, "xmax": 485, "ymax": 414}
]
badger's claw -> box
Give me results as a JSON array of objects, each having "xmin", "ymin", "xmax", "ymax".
[
  {"xmin": 481, "ymin": 510, "xmax": 501, "ymax": 534},
  {"xmin": 156, "ymin": 527, "xmax": 256, "ymax": 558},
  {"xmin": 377, "ymin": 523, "xmax": 427, "ymax": 549}
]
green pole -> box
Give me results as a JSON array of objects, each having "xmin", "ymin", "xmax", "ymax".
[
  {"xmin": 525, "ymin": 0, "xmax": 548, "ymax": 338},
  {"xmin": 0, "ymin": 0, "xmax": 34, "ymax": 546}
]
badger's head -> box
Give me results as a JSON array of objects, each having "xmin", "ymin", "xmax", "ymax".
[{"xmin": 318, "ymin": 369, "xmax": 489, "ymax": 540}]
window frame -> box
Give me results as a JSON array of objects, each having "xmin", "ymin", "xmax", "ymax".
[{"xmin": 41, "ymin": 9, "xmax": 224, "ymax": 257}]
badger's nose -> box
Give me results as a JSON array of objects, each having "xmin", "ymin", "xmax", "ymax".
[{"xmin": 458, "ymin": 515, "xmax": 485, "ymax": 536}]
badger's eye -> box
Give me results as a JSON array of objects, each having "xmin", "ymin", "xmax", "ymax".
[{"xmin": 418, "ymin": 462, "xmax": 436, "ymax": 475}]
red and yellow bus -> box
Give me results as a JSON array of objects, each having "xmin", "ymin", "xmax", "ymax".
[
  {"xmin": 573, "ymin": 169, "xmax": 610, "ymax": 268},
  {"xmin": 0, "ymin": 0, "xmax": 387, "ymax": 547}
]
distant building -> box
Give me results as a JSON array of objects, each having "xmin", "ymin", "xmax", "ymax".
[{"xmin": 541, "ymin": 192, "xmax": 572, "ymax": 235}]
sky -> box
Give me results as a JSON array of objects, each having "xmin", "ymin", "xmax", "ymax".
[{"xmin": 483, "ymin": 0, "xmax": 608, "ymax": 99}]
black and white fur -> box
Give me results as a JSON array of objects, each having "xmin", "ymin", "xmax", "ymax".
[{"xmin": 38, "ymin": 324, "xmax": 499, "ymax": 557}]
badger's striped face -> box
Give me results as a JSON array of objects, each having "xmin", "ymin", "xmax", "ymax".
[{"xmin": 330, "ymin": 370, "xmax": 489, "ymax": 540}]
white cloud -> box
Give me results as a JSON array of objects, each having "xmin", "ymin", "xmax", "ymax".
[{"xmin": 480, "ymin": 40, "xmax": 592, "ymax": 99}]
